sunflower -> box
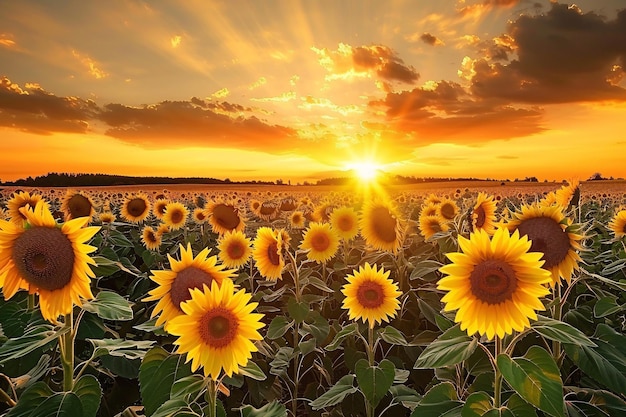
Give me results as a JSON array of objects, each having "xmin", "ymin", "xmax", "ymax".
[
  {"xmin": 300, "ymin": 222, "xmax": 340, "ymax": 264},
  {"xmin": 0, "ymin": 201, "xmax": 100, "ymax": 322},
  {"xmin": 141, "ymin": 226, "xmax": 162, "ymax": 251},
  {"xmin": 425, "ymin": 194, "xmax": 442, "ymax": 206},
  {"xmin": 438, "ymin": 228, "xmax": 552, "ymax": 340},
  {"xmin": 156, "ymin": 222, "xmax": 170, "ymax": 236},
  {"xmin": 420, "ymin": 203, "xmax": 439, "ymax": 218},
  {"xmin": 279, "ymin": 198, "xmax": 298, "ymax": 212},
  {"xmin": 608, "ymin": 209, "xmax": 626, "ymax": 239},
  {"xmin": 166, "ymin": 279, "xmax": 264, "ymax": 380},
  {"xmin": 257, "ymin": 201, "xmax": 279, "ymax": 222},
  {"xmin": 152, "ymin": 198, "xmax": 170, "ymax": 220},
  {"xmin": 162, "ymin": 202, "xmax": 189, "ymax": 231},
  {"xmin": 143, "ymin": 243, "xmax": 235, "ymax": 328},
  {"xmin": 469, "ymin": 192, "xmax": 497, "ymax": 235},
  {"xmin": 330, "ymin": 206, "xmax": 359, "ymax": 241},
  {"xmin": 6, "ymin": 191, "xmax": 46, "ymax": 226},
  {"xmin": 359, "ymin": 199, "xmax": 404, "ymax": 253},
  {"xmin": 98, "ymin": 211, "xmax": 116, "ymax": 224},
  {"xmin": 121, "ymin": 193, "xmax": 151, "ymax": 223},
  {"xmin": 251, "ymin": 227, "xmax": 284, "ymax": 280},
  {"xmin": 217, "ymin": 230, "xmax": 253, "ymax": 269},
  {"xmin": 554, "ymin": 179, "xmax": 580, "ymax": 209},
  {"xmin": 418, "ymin": 213, "xmax": 450, "ymax": 241},
  {"xmin": 312, "ymin": 202, "xmax": 334, "ymax": 223},
  {"xmin": 205, "ymin": 201, "xmax": 245, "ymax": 235},
  {"xmin": 61, "ymin": 190, "xmax": 95, "ymax": 221},
  {"xmin": 192, "ymin": 208, "xmax": 207, "ymax": 224},
  {"xmin": 437, "ymin": 198, "xmax": 460, "ymax": 221},
  {"xmin": 248, "ymin": 199, "xmax": 262, "ymax": 216},
  {"xmin": 507, "ymin": 202, "xmax": 583, "ymax": 286},
  {"xmin": 341, "ymin": 263, "xmax": 401, "ymax": 328},
  {"xmin": 289, "ymin": 211, "xmax": 306, "ymax": 229}
]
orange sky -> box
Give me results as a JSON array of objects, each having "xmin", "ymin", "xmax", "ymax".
[{"xmin": 1, "ymin": 0, "xmax": 626, "ymax": 183}]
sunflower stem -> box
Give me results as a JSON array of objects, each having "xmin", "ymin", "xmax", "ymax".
[
  {"xmin": 27, "ymin": 294, "xmax": 36, "ymax": 311},
  {"xmin": 367, "ymin": 325, "xmax": 375, "ymax": 366},
  {"xmin": 0, "ymin": 387, "xmax": 16, "ymax": 407},
  {"xmin": 60, "ymin": 312, "xmax": 75, "ymax": 391},
  {"xmin": 493, "ymin": 336, "xmax": 503, "ymax": 408},
  {"xmin": 207, "ymin": 378, "xmax": 218, "ymax": 417},
  {"xmin": 552, "ymin": 284, "xmax": 563, "ymax": 365},
  {"xmin": 286, "ymin": 250, "xmax": 301, "ymax": 302},
  {"xmin": 291, "ymin": 321, "xmax": 301, "ymax": 417}
]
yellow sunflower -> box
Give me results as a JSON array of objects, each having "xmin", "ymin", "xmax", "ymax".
[
  {"xmin": 438, "ymin": 228, "xmax": 552, "ymax": 340},
  {"xmin": 162, "ymin": 202, "xmax": 189, "ymax": 231},
  {"xmin": 143, "ymin": 243, "xmax": 235, "ymax": 328},
  {"xmin": 469, "ymin": 192, "xmax": 498, "ymax": 235},
  {"xmin": 420, "ymin": 203, "xmax": 439, "ymax": 218},
  {"xmin": 251, "ymin": 227, "xmax": 284, "ymax": 281},
  {"xmin": 217, "ymin": 230, "xmax": 253, "ymax": 269},
  {"xmin": 312, "ymin": 201, "xmax": 334, "ymax": 223},
  {"xmin": 330, "ymin": 206, "xmax": 359, "ymax": 241},
  {"xmin": 121, "ymin": 193, "xmax": 151, "ymax": 223},
  {"xmin": 152, "ymin": 198, "xmax": 170, "ymax": 220},
  {"xmin": 141, "ymin": 226, "xmax": 162, "ymax": 251},
  {"xmin": 257, "ymin": 201, "xmax": 279, "ymax": 222},
  {"xmin": 204, "ymin": 201, "xmax": 245, "ymax": 235},
  {"xmin": 61, "ymin": 190, "xmax": 95, "ymax": 221},
  {"xmin": 341, "ymin": 263, "xmax": 401, "ymax": 328},
  {"xmin": 608, "ymin": 209, "xmax": 626, "ymax": 239},
  {"xmin": 0, "ymin": 201, "xmax": 100, "ymax": 322},
  {"xmin": 166, "ymin": 279, "xmax": 265, "ymax": 380},
  {"xmin": 507, "ymin": 202, "xmax": 583, "ymax": 286},
  {"xmin": 98, "ymin": 211, "xmax": 116, "ymax": 224},
  {"xmin": 6, "ymin": 191, "xmax": 46, "ymax": 226},
  {"xmin": 554, "ymin": 179, "xmax": 580, "ymax": 209},
  {"xmin": 359, "ymin": 199, "xmax": 404, "ymax": 253},
  {"xmin": 418, "ymin": 213, "xmax": 450, "ymax": 241},
  {"xmin": 437, "ymin": 198, "xmax": 460, "ymax": 221},
  {"xmin": 192, "ymin": 208, "xmax": 207, "ymax": 224},
  {"xmin": 289, "ymin": 211, "xmax": 306, "ymax": 229},
  {"xmin": 300, "ymin": 222, "xmax": 340, "ymax": 264}
]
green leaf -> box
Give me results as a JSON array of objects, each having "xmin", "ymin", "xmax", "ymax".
[
  {"xmin": 410, "ymin": 382, "xmax": 462, "ymax": 417},
  {"xmin": 266, "ymin": 316, "xmax": 292, "ymax": 340},
  {"xmin": 410, "ymin": 260, "xmax": 443, "ymax": 281},
  {"xmin": 593, "ymin": 296, "xmax": 624, "ymax": 318},
  {"xmin": 11, "ymin": 354, "xmax": 51, "ymax": 390},
  {"xmin": 564, "ymin": 340, "xmax": 626, "ymax": 396},
  {"xmin": 73, "ymin": 374, "xmax": 102, "ymax": 417},
  {"xmin": 532, "ymin": 316, "xmax": 596, "ymax": 347},
  {"xmin": 269, "ymin": 346, "xmax": 294, "ymax": 377},
  {"xmin": 139, "ymin": 347, "xmax": 193, "ymax": 417},
  {"xmin": 325, "ymin": 323, "xmax": 358, "ymax": 351},
  {"xmin": 31, "ymin": 392, "xmax": 84, "ymax": 416},
  {"xmin": 239, "ymin": 400, "xmax": 287, "ymax": 417},
  {"xmin": 302, "ymin": 310, "xmax": 330, "ymax": 342},
  {"xmin": 90, "ymin": 255, "xmax": 120, "ymax": 277},
  {"xmin": 306, "ymin": 276, "xmax": 334, "ymax": 292},
  {"xmin": 237, "ymin": 360, "xmax": 267, "ymax": 381},
  {"xmin": 310, "ymin": 374, "xmax": 358, "ymax": 410},
  {"xmin": 389, "ymin": 384, "xmax": 422, "ymax": 410},
  {"xmin": 0, "ymin": 324, "xmax": 68, "ymax": 364},
  {"xmin": 482, "ymin": 408, "xmax": 515, "ymax": 417},
  {"xmin": 170, "ymin": 375, "xmax": 205, "ymax": 401},
  {"xmin": 297, "ymin": 338, "xmax": 317, "ymax": 356},
  {"xmin": 379, "ymin": 326, "xmax": 409, "ymax": 346},
  {"xmin": 497, "ymin": 346, "xmax": 565, "ymax": 417},
  {"xmin": 355, "ymin": 358, "xmax": 395, "ymax": 409},
  {"xmin": 6, "ymin": 381, "xmax": 54, "ymax": 417},
  {"xmin": 81, "ymin": 290, "xmax": 133, "ymax": 321},
  {"xmin": 152, "ymin": 398, "xmax": 199, "ymax": 417},
  {"xmin": 506, "ymin": 393, "xmax": 538, "ymax": 417},
  {"xmin": 88, "ymin": 338, "xmax": 155, "ymax": 360},
  {"xmin": 287, "ymin": 298, "xmax": 309, "ymax": 323},
  {"xmin": 414, "ymin": 324, "xmax": 478, "ymax": 369},
  {"xmin": 462, "ymin": 391, "xmax": 492, "ymax": 417},
  {"xmin": 565, "ymin": 400, "xmax": 610, "ymax": 417}
]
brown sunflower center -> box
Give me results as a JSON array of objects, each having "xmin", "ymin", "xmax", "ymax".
[
  {"xmin": 473, "ymin": 205, "xmax": 486, "ymax": 229},
  {"xmin": 68, "ymin": 194, "xmax": 92, "ymax": 218},
  {"xmin": 370, "ymin": 206, "xmax": 397, "ymax": 243},
  {"xmin": 428, "ymin": 219, "xmax": 442, "ymax": 233},
  {"xmin": 516, "ymin": 217, "xmax": 570, "ymax": 269},
  {"xmin": 338, "ymin": 216, "xmax": 354, "ymax": 232},
  {"xmin": 356, "ymin": 281, "xmax": 385, "ymax": 308},
  {"xmin": 226, "ymin": 241, "xmax": 245, "ymax": 259},
  {"xmin": 199, "ymin": 307, "xmax": 239, "ymax": 348},
  {"xmin": 195, "ymin": 211, "xmax": 206, "ymax": 221},
  {"xmin": 12, "ymin": 226, "xmax": 75, "ymax": 291},
  {"xmin": 213, "ymin": 204, "xmax": 240, "ymax": 230},
  {"xmin": 470, "ymin": 259, "xmax": 517, "ymax": 305},
  {"xmin": 311, "ymin": 232, "xmax": 330, "ymax": 252},
  {"xmin": 169, "ymin": 209, "xmax": 184, "ymax": 224},
  {"xmin": 145, "ymin": 230, "xmax": 158, "ymax": 244},
  {"xmin": 267, "ymin": 242, "xmax": 281, "ymax": 266},
  {"xmin": 291, "ymin": 214, "xmax": 302, "ymax": 224},
  {"xmin": 156, "ymin": 202, "xmax": 167, "ymax": 216},
  {"xmin": 170, "ymin": 266, "xmax": 216, "ymax": 310},
  {"xmin": 440, "ymin": 203, "xmax": 456, "ymax": 220},
  {"xmin": 127, "ymin": 198, "xmax": 148, "ymax": 217}
]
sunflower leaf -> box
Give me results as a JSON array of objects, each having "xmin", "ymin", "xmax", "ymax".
[
  {"xmin": 532, "ymin": 316, "xmax": 596, "ymax": 347},
  {"xmin": 461, "ymin": 391, "xmax": 492, "ymax": 417},
  {"xmin": 413, "ymin": 324, "xmax": 477, "ymax": 369},
  {"xmin": 310, "ymin": 374, "xmax": 357, "ymax": 410},
  {"xmin": 238, "ymin": 400, "xmax": 287, "ymax": 417},
  {"xmin": 0, "ymin": 324, "xmax": 68, "ymax": 365},
  {"xmin": 237, "ymin": 360, "xmax": 267, "ymax": 381},
  {"xmin": 266, "ymin": 316, "xmax": 292, "ymax": 340},
  {"xmin": 355, "ymin": 358, "xmax": 395, "ymax": 409},
  {"xmin": 410, "ymin": 381, "xmax": 462, "ymax": 417},
  {"xmin": 325, "ymin": 323, "xmax": 358, "ymax": 351},
  {"xmin": 81, "ymin": 290, "xmax": 133, "ymax": 321},
  {"xmin": 72, "ymin": 374, "xmax": 102, "ymax": 417}
]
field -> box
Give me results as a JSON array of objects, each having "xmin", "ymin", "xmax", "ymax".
[{"xmin": 0, "ymin": 180, "xmax": 624, "ymax": 417}]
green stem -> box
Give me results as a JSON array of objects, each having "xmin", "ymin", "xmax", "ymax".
[
  {"xmin": 286, "ymin": 250, "xmax": 300, "ymax": 302},
  {"xmin": 0, "ymin": 387, "xmax": 16, "ymax": 407},
  {"xmin": 207, "ymin": 378, "xmax": 218, "ymax": 417},
  {"xmin": 494, "ymin": 336, "xmax": 503, "ymax": 408},
  {"xmin": 60, "ymin": 312, "xmax": 75, "ymax": 391},
  {"xmin": 27, "ymin": 294, "xmax": 36, "ymax": 311},
  {"xmin": 291, "ymin": 320, "xmax": 300, "ymax": 417},
  {"xmin": 552, "ymin": 284, "xmax": 563, "ymax": 365},
  {"xmin": 365, "ymin": 325, "xmax": 375, "ymax": 417}
]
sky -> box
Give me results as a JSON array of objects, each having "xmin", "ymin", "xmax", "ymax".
[{"xmin": 1, "ymin": 0, "xmax": 626, "ymax": 183}]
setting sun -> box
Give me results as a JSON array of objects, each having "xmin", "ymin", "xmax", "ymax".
[{"xmin": 348, "ymin": 161, "xmax": 381, "ymax": 182}]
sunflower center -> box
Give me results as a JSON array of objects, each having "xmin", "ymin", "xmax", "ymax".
[
  {"xmin": 68, "ymin": 194, "xmax": 92, "ymax": 218},
  {"xmin": 470, "ymin": 259, "xmax": 517, "ymax": 305},
  {"xmin": 213, "ymin": 204, "xmax": 240, "ymax": 230},
  {"xmin": 370, "ymin": 207, "xmax": 397, "ymax": 243},
  {"xmin": 127, "ymin": 198, "xmax": 148, "ymax": 217},
  {"xmin": 338, "ymin": 216, "xmax": 354, "ymax": 232},
  {"xmin": 156, "ymin": 203, "xmax": 167, "ymax": 216},
  {"xmin": 199, "ymin": 307, "xmax": 239, "ymax": 348},
  {"xmin": 146, "ymin": 230, "xmax": 158, "ymax": 244},
  {"xmin": 12, "ymin": 226, "xmax": 75, "ymax": 291},
  {"xmin": 227, "ymin": 242, "xmax": 244, "ymax": 259},
  {"xmin": 474, "ymin": 206, "xmax": 486, "ymax": 229},
  {"xmin": 267, "ymin": 242, "xmax": 281, "ymax": 266},
  {"xmin": 170, "ymin": 209, "xmax": 184, "ymax": 224},
  {"xmin": 170, "ymin": 266, "xmax": 216, "ymax": 311},
  {"xmin": 311, "ymin": 232, "xmax": 330, "ymax": 252},
  {"xmin": 440, "ymin": 203, "xmax": 456, "ymax": 220},
  {"xmin": 356, "ymin": 281, "xmax": 385, "ymax": 308},
  {"xmin": 195, "ymin": 211, "xmax": 206, "ymax": 221},
  {"xmin": 516, "ymin": 217, "xmax": 570, "ymax": 269},
  {"xmin": 429, "ymin": 219, "xmax": 442, "ymax": 232}
]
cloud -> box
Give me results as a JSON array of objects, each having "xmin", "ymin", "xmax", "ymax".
[
  {"xmin": 0, "ymin": 36, "xmax": 16, "ymax": 49},
  {"xmin": 251, "ymin": 91, "xmax": 297, "ymax": 103},
  {"xmin": 457, "ymin": 0, "xmax": 522, "ymax": 17},
  {"xmin": 312, "ymin": 43, "xmax": 419, "ymax": 84},
  {"xmin": 420, "ymin": 32, "xmax": 445, "ymax": 46},
  {"xmin": 212, "ymin": 87, "xmax": 230, "ymax": 98},
  {"xmin": 298, "ymin": 96, "xmax": 363, "ymax": 116},
  {"xmin": 170, "ymin": 35, "xmax": 182, "ymax": 48},
  {"xmin": 248, "ymin": 77, "xmax": 267, "ymax": 90},
  {"xmin": 469, "ymin": 3, "xmax": 626, "ymax": 103},
  {"xmin": 71, "ymin": 50, "xmax": 109, "ymax": 79}
]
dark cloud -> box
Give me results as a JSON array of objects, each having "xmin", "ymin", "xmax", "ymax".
[{"xmin": 420, "ymin": 33, "xmax": 443, "ymax": 46}]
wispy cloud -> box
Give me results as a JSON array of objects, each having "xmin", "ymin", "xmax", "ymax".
[{"xmin": 71, "ymin": 50, "xmax": 108, "ymax": 79}]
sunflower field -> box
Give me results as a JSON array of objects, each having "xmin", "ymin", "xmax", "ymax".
[{"xmin": 0, "ymin": 181, "xmax": 624, "ymax": 417}]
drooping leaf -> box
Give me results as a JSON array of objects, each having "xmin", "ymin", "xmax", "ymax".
[
  {"xmin": 73, "ymin": 374, "xmax": 102, "ymax": 417},
  {"xmin": 325, "ymin": 323, "xmax": 358, "ymax": 351},
  {"xmin": 414, "ymin": 324, "xmax": 477, "ymax": 369},
  {"xmin": 266, "ymin": 316, "xmax": 292, "ymax": 340},
  {"xmin": 239, "ymin": 400, "xmax": 287, "ymax": 417},
  {"xmin": 310, "ymin": 374, "xmax": 358, "ymax": 410},
  {"xmin": 379, "ymin": 326, "xmax": 409, "ymax": 346},
  {"xmin": 410, "ymin": 382, "xmax": 462, "ymax": 417},
  {"xmin": 355, "ymin": 358, "xmax": 395, "ymax": 409},
  {"xmin": 564, "ymin": 340, "xmax": 626, "ymax": 396},
  {"xmin": 237, "ymin": 360, "xmax": 267, "ymax": 381},
  {"xmin": 81, "ymin": 290, "xmax": 133, "ymax": 321},
  {"xmin": 0, "ymin": 324, "xmax": 68, "ymax": 364},
  {"xmin": 287, "ymin": 298, "xmax": 309, "ymax": 323},
  {"xmin": 88, "ymin": 338, "xmax": 155, "ymax": 360}
]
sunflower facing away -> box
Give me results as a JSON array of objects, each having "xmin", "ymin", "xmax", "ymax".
[
  {"xmin": 329, "ymin": 206, "xmax": 359, "ymax": 241},
  {"xmin": 438, "ymin": 228, "xmax": 552, "ymax": 340},
  {"xmin": 608, "ymin": 209, "xmax": 626, "ymax": 239},
  {"xmin": 418, "ymin": 212, "xmax": 450, "ymax": 241},
  {"xmin": 217, "ymin": 230, "xmax": 253, "ymax": 269},
  {"xmin": 300, "ymin": 222, "xmax": 340, "ymax": 264},
  {"xmin": 166, "ymin": 278, "xmax": 265, "ymax": 380},
  {"xmin": 507, "ymin": 202, "xmax": 583, "ymax": 286},
  {"xmin": 0, "ymin": 201, "xmax": 100, "ymax": 322},
  {"xmin": 143, "ymin": 243, "xmax": 235, "ymax": 328},
  {"xmin": 252, "ymin": 227, "xmax": 285, "ymax": 280},
  {"xmin": 341, "ymin": 263, "xmax": 401, "ymax": 328},
  {"xmin": 359, "ymin": 199, "xmax": 404, "ymax": 253},
  {"xmin": 61, "ymin": 190, "xmax": 95, "ymax": 221},
  {"xmin": 469, "ymin": 192, "xmax": 498, "ymax": 235},
  {"xmin": 162, "ymin": 202, "xmax": 189, "ymax": 231},
  {"xmin": 121, "ymin": 193, "xmax": 151, "ymax": 223}
]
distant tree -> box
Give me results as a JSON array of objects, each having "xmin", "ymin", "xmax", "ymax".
[{"xmin": 588, "ymin": 172, "xmax": 605, "ymax": 181}]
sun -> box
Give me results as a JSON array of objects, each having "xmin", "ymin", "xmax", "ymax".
[{"xmin": 348, "ymin": 161, "xmax": 380, "ymax": 182}]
